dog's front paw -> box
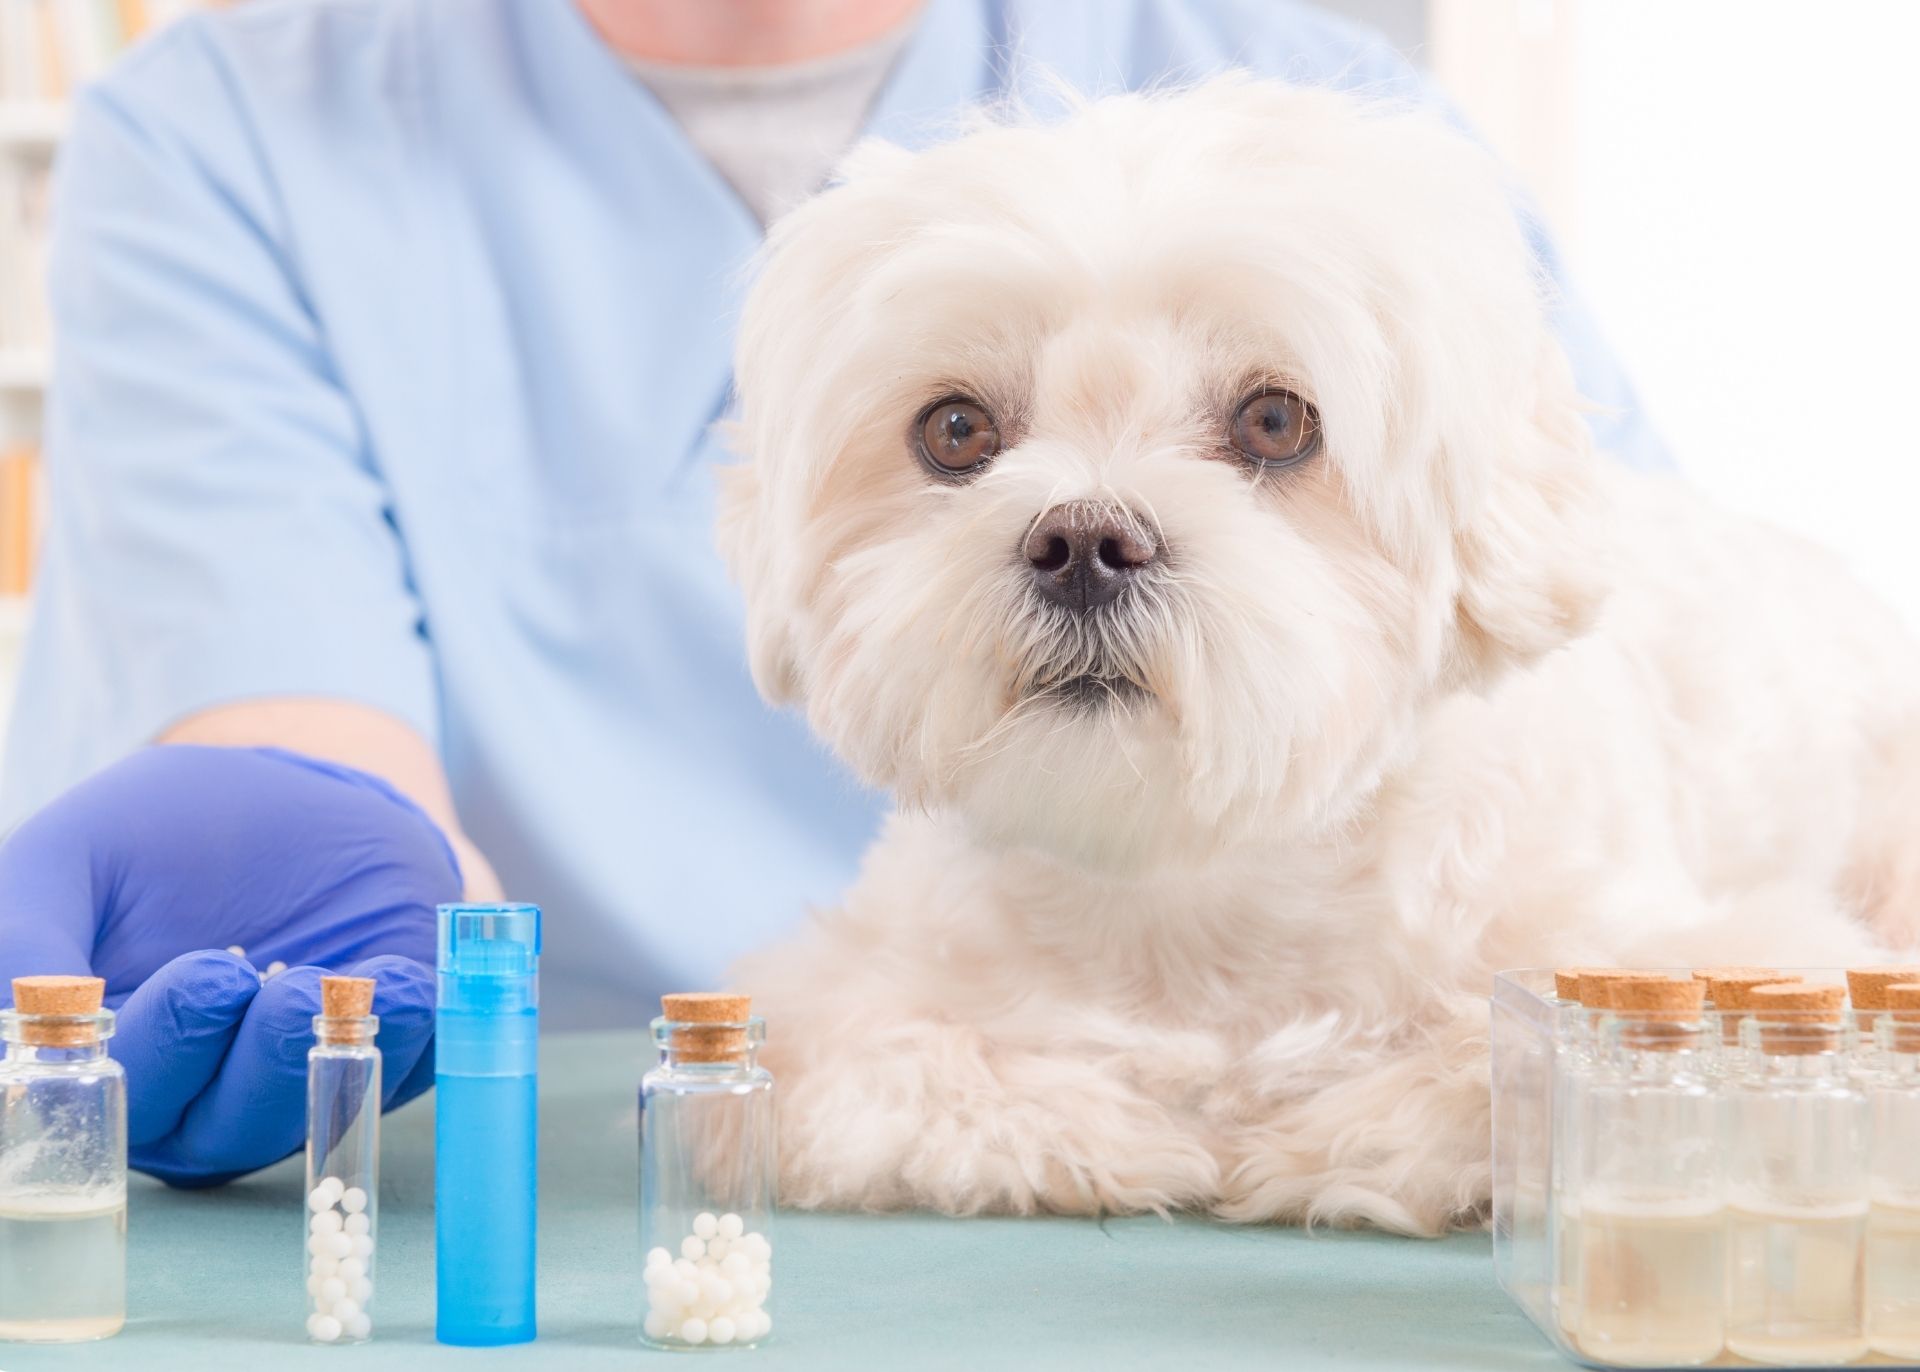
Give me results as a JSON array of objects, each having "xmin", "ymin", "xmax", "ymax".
[{"xmin": 769, "ymin": 1022, "xmax": 1220, "ymax": 1217}]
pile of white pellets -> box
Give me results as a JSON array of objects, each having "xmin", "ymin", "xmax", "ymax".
[
  {"xmin": 643, "ymin": 1211, "xmax": 772, "ymax": 1346},
  {"xmin": 304, "ymin": 1177, "xmax": 374, "ymax": 1343}
]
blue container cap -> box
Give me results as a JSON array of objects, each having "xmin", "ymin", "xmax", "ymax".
[{"xmin": 437, "ymin": 904, "xmax": 541, "ymax": 1016}]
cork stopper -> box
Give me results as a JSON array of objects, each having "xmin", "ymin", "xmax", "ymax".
[
  {"xmin": 661, "ymin": 992, "xmax": 753, "ymax": 1064},
  {"xmin": 1602, "ymin": 976, "xmax": 1706, "ymax": 1050},
  {"xmin": 10, "ymin": 975, "xmax": 106, "ymax": 1047},
  {"xmin": 322, "ymin": 976, "xmax": 376, "ymax": 1019},
  {"xmin": 1884, "ymin": 983, "xmax": 1920, "ymax": 1054},
  {"xmin": 1574, "ymin": 970, "xmax": 1666, "ymax": 1008},
  {"xmin": 1697, "ymin": 970, "xmax": 1801, "ymax": 1007},
  {"xmin": 1847, "ymin": 967, "xmax": 1920, "ymax": 1029},
  {"xmin": 1552, "ymin": 968, "xmax": 1589, "ymax": 1000},
  {"xmin": 1692, "ymin": 966, "xmax": 1777, "ymax": 991},
  {"xmin": 315, "ymin": 976, "xmax": 376, "ymax": 1045},
  {"xmin": 1747, "ymin": 982, "xmax": 1848, "ymax": 1054}
]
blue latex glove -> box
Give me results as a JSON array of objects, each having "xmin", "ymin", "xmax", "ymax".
[{"xmin": 0, "ymin": 745, "xmax": 461, "ymax": 1186}]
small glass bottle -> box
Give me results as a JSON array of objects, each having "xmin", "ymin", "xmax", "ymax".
[
  {"xmin": 304, "ymin": 976, "xmax": 380, "ymax": 1345},
  {"xmin": 1574, "ymin": 976, "xmax": 1724, "ymax": 1368},
  {"xmin": 1725, "ymin": 982, "xmax": 1870, "ymax": 1366},
  {"xmin": 0, "ymin": 975, "xmax": 127, "ymax": 1343},
  {"xmin": 1867, "ymin": 981, "xmax": 1920, "ymax": 1359},
  {"xmin": 640, "ymin": 992, "xmax": 775, "ymax": 1350},
  {"xmin": 1848, "ymin": 966, "xmax": 1920, "ymax": 1084}
]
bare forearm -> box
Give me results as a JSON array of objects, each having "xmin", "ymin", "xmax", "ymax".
[{"xmin": 159, "ymin": 697, "xmax": 505, "ymax": 901}]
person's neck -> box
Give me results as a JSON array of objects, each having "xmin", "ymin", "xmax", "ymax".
[{"xmin": 578, "ymin": 0, "xmax": 922, "ymax": 66}]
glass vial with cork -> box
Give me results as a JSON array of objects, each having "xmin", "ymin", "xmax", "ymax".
[
  {"xmin": 1867, "ymin": 980, "xmax": 1920, "ymax": 1358},
  {"xmin": 1573, "ymin": 975, "xmax": 1724, "ymax": 1368},
  {"xmin": 1725, "ymin": 981, "xmax": 1870, "ymax": 1365},
  {"xmin": 305, "ymin": 975, "xmax": 380, "ymax": 1344},
  {"xmin": 640, "ymin": 992, "xmax": 775, "ymax": 1349},
  {"xmin": 1550, "ymin": 969, "xmax": 1668, "ymax": 1344},
  {"xmin": 1848, "ymin": 966, "xmax": 1920, "ymax": 1082},
  {"xmin": 0, "ymin": 975, "xmax": 126, "ymax": 1343}
]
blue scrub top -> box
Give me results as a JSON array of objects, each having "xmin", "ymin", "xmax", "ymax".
[{"xmin": 1, "ymin": 0, "xmax": 1668, "ymax": 1027}]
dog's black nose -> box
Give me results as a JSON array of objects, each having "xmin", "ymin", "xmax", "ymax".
[{"xmin": 1023, "ymin": 501, "xmax": 1159, "ymax": 613}]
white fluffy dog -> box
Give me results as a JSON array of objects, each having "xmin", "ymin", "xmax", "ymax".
[{"xmin": 717, "ymin": 78, "xmax": 1920, "ymax": 1235}]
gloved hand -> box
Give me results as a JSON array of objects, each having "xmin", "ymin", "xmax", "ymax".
[{"xmin": 0, "ymin": 745, "xmax": 462, "ymax": 1186}]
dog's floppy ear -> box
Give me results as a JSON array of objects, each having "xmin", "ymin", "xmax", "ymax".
[
  {"xmin": 1449, "ymin": 343, "xmax": 1610, "ymax": 686},
  {"xmin": 715, "ymin": 448, "xmax": 802, "ymax": 704}
]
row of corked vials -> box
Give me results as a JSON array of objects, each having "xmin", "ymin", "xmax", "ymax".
[{"xmin": 1547, "ymin": 965, "xmax": 1920, "ymax": 1369}]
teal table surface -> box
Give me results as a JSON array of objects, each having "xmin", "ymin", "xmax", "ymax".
[{"xmin": 1, "ymin": 1031, "xmax": 1558, "ymax": 1372}]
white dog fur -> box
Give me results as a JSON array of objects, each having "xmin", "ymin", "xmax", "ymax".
[{"xmin": 717, "ymin": 77, "xmax": 1920, "ymax": 1235}]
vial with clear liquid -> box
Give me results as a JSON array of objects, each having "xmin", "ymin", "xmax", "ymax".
[
  {"xmin": 305, "ymin": 976, "xmax": 381, "ymax": 1345},
  {"xmin": 1867, "ymin": 983, "xmax": 1920, "ymax": 1359},
  {"xmin": 1725, "ymin": 982, "xmax": 1870, "ymax": 1366},
  {"xmin": 639, "ymin": 992, "xmax": 776, "ymax": 1349},
  {"xmin": 1573, "ymin": 976, "xmax": 1723, "ymax": 1368},
  {"xmin": 0, "ymin": 976, "xmax": 127, "ymax": 1344}
]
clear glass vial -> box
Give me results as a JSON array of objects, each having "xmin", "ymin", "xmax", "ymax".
[
  {"xmin": 1725, "ymin": 983, "xmax": 1870, "ymax": 1366},
  {"xmin": 305, "ymin": 976, "xmax": 381, "ymax": 1345},
  {"xmin": 0, "ymin": 975, "xmax": 127, "ymax": 1343},
  {"xmin": 1573, "ymin": 977, "xmax": 1724, "ymax": 1369},
  {"xmin": 640, "ymin": 992, "xmax": 776, "ymax": 1350},
  {"xmin": 1867, "ymin": 983, "xmax": 1920, "ymax": 1359}
]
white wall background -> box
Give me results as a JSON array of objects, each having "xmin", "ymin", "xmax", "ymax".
[{"xmin": 1426, "ymin": 0, "xmax": 1920, "ymax": 627}]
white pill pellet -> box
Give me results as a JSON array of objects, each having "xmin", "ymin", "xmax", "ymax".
[
  {"xmin": 265, "ymin": 961, "xmax": 288, "ymax": 978},
  {"xmin": 226, "ymin": 945, "xmax": 246, "ymax": 957},
  {"xmin": 319, "ymin": 1277, "xmax": 347, "ymax": 1305},
  {"xmin": 720, "ymin": 1252, "xmax": 752, "ymax": 1282},
  {"xmin": 308, "ymin": 1313, "xmax": 342, "ymax": 1343},
  {"xmin": 307, "ymin": 1190, "xmax": 333, "ymax": 1214},
  {"xmin": 351, "ymin": 1276, "xmax": 373, "ymax": 1304},
  {"xmin": 332, "ymin": 1297, "xmax": 361, "ymax": 1323},
  {"xmin": 646, "ymin": 1245, "xmax": 672, "ymax": 1270},
  {"xmin": 311, "ymin": 1254, "xmax": 340, "ymax": 1278},
  {"xmin": 344, "ymin": 1311, "xmax": 372, "ymax": 1340},
  {"xmin": 643, "ymin": 1263, "xmax": 674, "ymax": 1289},
  {"xmin": 338, "ymin": 1256, "xmax": 366, "ymax": 1283},
  {"xmin": 674, "ymin": 1280, "xmax": 700, "ymax": 1309},
  {"xmin": 311, "ymin": 1210, "xmax": 343, "ymax": 1235},
  {"xmin": 306, "ymin": 1234, "xmax": 326, "ymax": 1256},
  {"xmin": 324, "ymin": 1232, "xmax": 353, "ymax": 1259},
  {"xmin": 644, "ymin": 1311, "xmax": 672, "ymax": 1339},
  {"xmin": 680, "ymin": 1235, "xmax": 705, "ymax": 1261},
  {"xmin": 706, "ymin": 1237, "xmax": 730, "ymax": 1261},
  {"xmin": 703, "ymin": 1275, "xmax": 733, "ymax": 1309},
  {"xmin": 693, "ymin": 1212, "xmax": 719, "ymax": 1241},
  {"xmin": 318, "ymin": 1176, "xmax": 345, "ymax": 1200},
  {"xmin": 344, "ymin": 1212, "xmax": 371, "ymax": 1237},
  {"xmin": 306, "ymin": 1273, "xmax": 325, "ymax": 1296},
  {"xmin": 718, "ymin": 1213, "xmax": 744, "ymax": 1241},
  {"xmin": 680, "ymin": 1317, "xmax": 709, "ymax": 1345},
  {"xmin": 349, "ymin": 1234, "xmax": 374, "ymax": 1259},
  {"xmin": 341, "ymin": 1187, "xmax": 368, "ymax": 1215},
  {"xmin": 710, "ymin": 1316, "xmax": 736, "ymax": 1345},
  {"xmin": 672, "ymin": 1258, "xmax": 697, "ymax": 1279},
  {"xmin": 649, "ymin": 1286, "xmax": 680, "ymax": 1315}
]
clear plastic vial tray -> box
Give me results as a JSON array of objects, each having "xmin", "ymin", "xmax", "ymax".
[{"xmin": 1492, "ymin": 968, "xmax": 1920, "ymax": 1369}]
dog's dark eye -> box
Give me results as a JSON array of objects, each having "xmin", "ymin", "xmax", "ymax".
[
  {"xmin": 915, "ymin": 397, "xmax": 1001, "ymax": 477},
  {"xmin": 1230, "ymin": 389, "xmax": 1321, "ymax": 468}
]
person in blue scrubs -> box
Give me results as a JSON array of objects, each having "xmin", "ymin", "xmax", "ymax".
[{"xmin": 0, "ymin": 0, "xmax": 1667, "ymax": 1183}]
